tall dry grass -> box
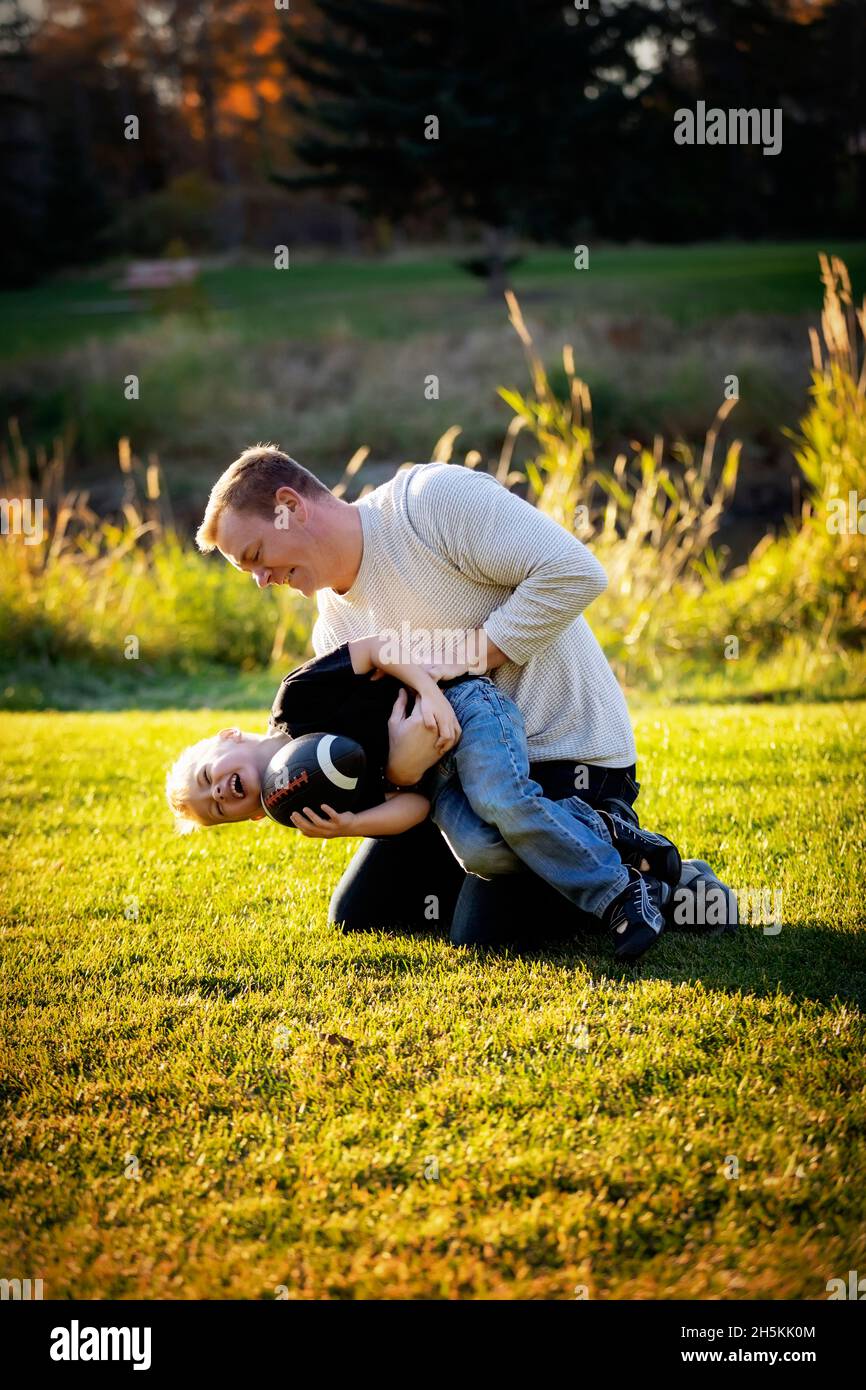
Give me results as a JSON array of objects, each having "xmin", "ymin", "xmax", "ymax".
[
  {"xmin": 494, "ymin": 292, "xmax": 741, "ymax": 681},
  {"xmin": 0, "ymin": 430, "xmax": 310, "ymax": 674},
  {"xmin": 678, "ymin": 255, "xmax": 866, "ymax": 691}
]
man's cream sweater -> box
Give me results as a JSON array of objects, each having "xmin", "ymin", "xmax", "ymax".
[{"xmin": 313, "ymin": 463, "xmax": 636, "ymax": 767}]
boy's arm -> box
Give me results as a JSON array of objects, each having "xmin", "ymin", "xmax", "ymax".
[
  {"xmin": 290, "ymin": 791, "xmax": 430, "ymax": 839},
  {"xmin": 348, "ymin": 634, "xmax": 436, "ymax": 690},
  {"xmin": 348, "ymin": 635, "xmax": 461, "ymax": 752}
]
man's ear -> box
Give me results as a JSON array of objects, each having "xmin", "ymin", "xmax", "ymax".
[
  {"xmin": 274, "ymin": 486, "xmax": 307, "ymax": 525},
  {"xmin": 219, "ymin": 727, "xmax": 243, "ymax": 741}
]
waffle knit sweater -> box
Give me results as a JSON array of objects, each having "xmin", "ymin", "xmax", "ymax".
[{"xmin": 313, "ymin": 463, "xmax": 636, "ymax": 768}]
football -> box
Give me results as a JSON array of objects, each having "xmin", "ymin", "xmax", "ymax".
[{"xmin": 260, "ymin": 732, "xmax": 366, "ymax": 826}]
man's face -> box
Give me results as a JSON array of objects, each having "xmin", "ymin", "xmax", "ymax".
[
  {"xmin": 187, "ymin": 730, "xmax": 264, "ymax": 825},
  {"xmin": 216, "ymin": 491, "xmax": 321, "ymax": 596}
]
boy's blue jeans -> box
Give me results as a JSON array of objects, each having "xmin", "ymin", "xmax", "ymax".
[{"xmin": 428, "ymin": 677, "xmax": 629, "ymax": 919}]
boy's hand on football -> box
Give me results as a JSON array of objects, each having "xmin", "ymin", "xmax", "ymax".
[
  {"xmin": 290, "ymin": 805, "xmax": 357, "ymax": 838},
  {"xmin": 419, "ymin": 688, "xmax": 461, "ymax": 752}
]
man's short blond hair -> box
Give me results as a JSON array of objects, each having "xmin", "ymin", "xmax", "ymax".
[{"xmin": 196, "ymin": 444, "xmax": 329, "ymax": 553}]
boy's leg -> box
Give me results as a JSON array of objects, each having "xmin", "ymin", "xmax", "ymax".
[
  {"xmin": 428, "ymin": 742, "xmax": 586, "ymax": 947},
  {"xmin": 431, "ymin": 770, "xmax": 522, "ymax": 879},
  {"xmin": 540, "ymin": 763, "xmax": 733, "ymax": 935},
  {"xmin": 328, "ymin": 818, "xmax": 465, "ymax": 933},
  {"xmin": 445, "ymin": 680, "xmax": 630, "ymax": 920}
]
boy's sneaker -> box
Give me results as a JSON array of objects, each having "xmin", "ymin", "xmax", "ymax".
[
  {"xmin": 604, "ymin": 868, "xmax": 666, "ymax": 962},
  {"xmin": 598, "ymin": 810, "xmax": 682, "ymax": 887}
]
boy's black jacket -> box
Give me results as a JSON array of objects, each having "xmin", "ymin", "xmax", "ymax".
[{"xmin": 268, "ymin": 644, "xmax": 402, "ymax": 808}]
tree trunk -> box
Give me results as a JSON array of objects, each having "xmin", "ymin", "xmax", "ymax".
[{"xmin": 483, "ymin": 224, "xmax": 510, "ymax": 301}]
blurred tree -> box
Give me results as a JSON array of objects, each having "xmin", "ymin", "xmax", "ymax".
[
  {"xmin": 0, "ymin": 1, "xmax": 49, "ymax": 285},
  {"xmin": 2, "ymin": 0, "xmax": 861, "ymax": 277},
  {"xmin": 0, "ymin": 0, "xmax": 302, "ymax": 276},
  {"xmin": 276, "ymin": 0, "xmax": 660, "ymax": 288},
  {"xmin": 633, "ymin": 0, "xmax": 865, "ymax": 239},
  {"xmin": 154, "ymin": 0, "xmax": 302, "ymax": 186},
  {"xmin": 31, "ymin": 1, "xmax": 168, "ymax": 266}
]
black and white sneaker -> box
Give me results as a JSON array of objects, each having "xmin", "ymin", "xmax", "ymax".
[
  {"xmin": 604, "ymin": 869, "xmax": 666, "ymax": 962},
  {"xmin": 598, "ymin": 810, "xmax": 682, "ymax": 888}
]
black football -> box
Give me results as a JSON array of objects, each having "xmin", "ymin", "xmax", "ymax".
[{"xmin": 260, "ymin": 733, "xmax": 366, "ymax": 826}]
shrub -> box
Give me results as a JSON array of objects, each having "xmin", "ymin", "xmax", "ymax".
[
  {"xmin": 0, "ymin": 431, "xmax": 312, "ymax": 675},
  {"xmin": 406, "ymin": 258, "xmax": 864, "ymax": 693}
]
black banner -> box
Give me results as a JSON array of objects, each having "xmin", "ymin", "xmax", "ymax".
[{"xmin": 2, "ymin": 1298, "xmax": 859, "ymax": 1378}]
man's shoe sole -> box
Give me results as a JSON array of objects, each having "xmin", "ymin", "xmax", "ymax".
[{"xmin": 662, "ymin": 860, "xmax": 739, "ymax": 936}]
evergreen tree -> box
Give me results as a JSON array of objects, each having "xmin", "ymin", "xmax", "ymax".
[
  {"xmin": 637, "ymin": 0, "xmax": 865, "ymax": 239},
  {"xmin": 276, "ymin": 0, "xmax": 658, "ymax": 285}
]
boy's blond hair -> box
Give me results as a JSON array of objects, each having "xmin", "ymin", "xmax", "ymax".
[
  {"xmin": 165, "ymin": 735, "xmax": 218, "ymax": 834},
  {"xmin": 196, "ymin": 444, "xmax": 329, "ymax": 553}
]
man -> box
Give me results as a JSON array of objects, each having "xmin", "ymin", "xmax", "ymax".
[{"xmin": 196, "ymin": 444, "xmax": 736, "ymax": 946}]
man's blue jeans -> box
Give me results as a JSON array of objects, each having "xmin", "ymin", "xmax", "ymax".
[{"xmin": 429, "ymin": 678, "xmax": 629, "ymax": 919}]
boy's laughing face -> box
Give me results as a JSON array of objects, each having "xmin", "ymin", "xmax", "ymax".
[{"xmin": 188, "ymin": 729, "xmax": 265, "ymax": 825}]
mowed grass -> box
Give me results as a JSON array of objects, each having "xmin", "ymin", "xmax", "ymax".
[
  {"xmin": 3, "ymin": 241, "xmax": 866, "ymax": 360},
  {"xmin": 1, "ymin": 702, "xmax": 865, "ymax": 1300},
  {"xmin": 6, "ymin": 241, "xmax": 863, "ymax": 489}
]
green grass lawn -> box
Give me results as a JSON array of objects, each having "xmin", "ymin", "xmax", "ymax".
[
  {"xmin": 3, "ymin": 241, "xmax": 865, "ymax": 360},
  {"xmin": 1, "ymin": 701, "xmax": 865, "ymax": 1299}
]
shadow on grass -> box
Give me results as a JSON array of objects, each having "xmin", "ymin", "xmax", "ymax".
[
  {"xmin": 488, "ymin": 922, "xmax": 866, "ymax": 1010},
  {"xmin": 337, "ymin": 919, "xmax": 866, "ymax": 1011},
  {"xmin": 654, "ymin": 919, "xmax": 866, "ymax": 1009},
  {"xmin": 0, "ymin": 659, "xmax": 287, "ymax": 712}
]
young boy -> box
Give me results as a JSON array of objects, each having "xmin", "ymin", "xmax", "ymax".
[{"xmin": 166, "ymin": 635, "xmax": 682, "ymax": 961}]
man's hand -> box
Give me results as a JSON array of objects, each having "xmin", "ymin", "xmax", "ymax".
[
  {"xmin": 386, "ymin": 688, "xmax": 458, "ymax": 785},
  {"xmin": 290, "ymin": 804, "xmax": 357, "ymax": 838},
  {"xmin": 425, "ymin": 629, "xmax": 507, "ymax": 679},
  {"xmin": 478, "ymin": 630, "xmax": 509, "ymax": 670},
  {"xmin": 418, "ymin": 686, "xmax": 461, "ymax": 753}
]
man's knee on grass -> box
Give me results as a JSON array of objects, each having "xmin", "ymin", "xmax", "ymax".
[
  {"xmin": 165, "ymin": 726, "xmax": 271, "ymax": 833},
  {"xmin": 438, "ymin": 817, "xmax": 520, "ymax": 878}
]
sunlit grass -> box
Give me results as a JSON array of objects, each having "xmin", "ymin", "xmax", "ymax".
[{"xmin": 1, "ymin": 703, "xmax": 864, "ymax": 1299}]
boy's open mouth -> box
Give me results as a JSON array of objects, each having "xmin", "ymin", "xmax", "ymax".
[{"xmin": 231, "ymin": 772, "xmax": 245, "ymax": 798}]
